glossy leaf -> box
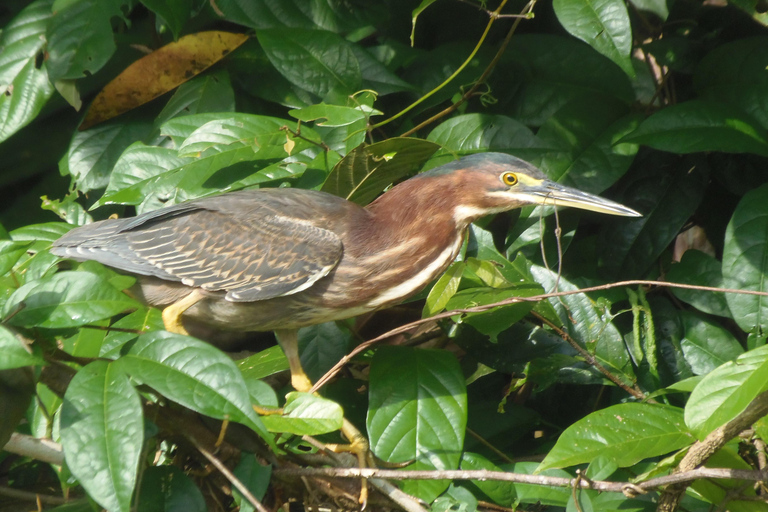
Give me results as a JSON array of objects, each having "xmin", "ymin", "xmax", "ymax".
[
  {"xmin": 507, "ymin": 462, "xmax": 572, "ymax": 507},
  {"xmin": 460, "ymin": 452, "xmax": 516, "ymax": 506},
  {"xmin": 4, "ymin": 271, "xmax": 141, "ymax": 328},
  {"xmin": 114, "ymin": 331, "xmax": 273, "ymax": 445},
  {"xmin": 140, "ymin": 0, "xmax": 195, "ymax": 40},
  {"xmin": 298, "ymin": 322, "xmax": 353, "ymax": 383},
  {"xmin": 496, "ymin": 35, "xmax": 634, "ymax": 126},
  {"xmin": 667, "ymin": 250, "xmax": 730, "ymax": 318},
  {"xmin": 722, "ymin": 183, "xmax": 768, "ymax": 333},
  {"xmin": 46, "ymin": 0, "xmax": 127, "ymax": 82},
  {"xmin": 368, "ymin": 346, "xmax": 467, "ymax": 502},
  {"xmin": 257, "ymin": 29, "xmax": 361, "ymax": 98},
  {"xmin": 64, "ymin": 122, "xmax": 153, "ymax": 193},
  {"xmin": 0, "ymin": 325, "xmax": 44, "ymax": 369},
  {"xmin": 621, "ymin": 100, "xmax": 768, "ymax": 157},
  {"xmin": 694, "ymin": 37, "xmax": 768, "ymax": 129},
  {"xmin": 598, "ymin": 160, "xmax": 707, "ymax": 279},
  {"xmin": 537, "ymin": 96, "xmax": 640, "ymax": 192},
  {"xmin": 81, "ymin": 32, "xmax": 249, "ymax": 129},
  {"xmin": 60, "ymin": 361, "xmax": 143, "ymax": 512},
  {"xmin": 0, "ymin": 0, "xmax": 55, "ymax": 143},
  {"xmin": 233, "ymin": 456, "xmax": 272, "ymax": 511},
  {"xmin": 528, "ymin": 264, "xmax": 634, "ymax": 383},
  {"xmin": 538, "ymin": 403, "xmax": 692, "ymax": 471},
  {"xmin": 237, "ymin": 345, "xmax": 289, "ymax": 381},
  {"xmin": 260, "ymin": 392, "xmax": 343, "ymax": 435},
  {"xmin": 136, "ymin": 466, "xmax": 206, "ymax": 512},
  {"xmin": 424, "ymin": 261, "xmax": 465, "ymax": 316},
  {"xmin": 685, "ymin": 345, "xmax": 768, "ymax": 438},
  {"xmin": 553, "ymin": 0, "xmax": 634, "ymax": 76},
  {"xmin": 289, "ymin": 103, "xmax": 380, "ymax": 127},
  {"xmin": 154, "ymin": 70, "xmax": 236, "ymax": 129},
  {"xmin": 40, "ymin": 194, "xmax": 94, "ymax": 226},
  {"xmin": 679, "ymin": 311, "xmax": 743, "ymax": 376},
  {"xmin": 322, "ymin": 138, "xmax": 439, "ymax": 204}
]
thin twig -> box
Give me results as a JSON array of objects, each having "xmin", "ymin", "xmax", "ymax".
[
  {"xmin": 186, "ymin": 435, "xmax": 270, "ymax": 512},
  {"xmin": 272, "ymin": 466, "xmax": 768, "ymax": 495},
  {"xmin": 0, "ymin": 486, "xmax": 72, "ymax": 505},
  {"xmin": 312, "ymin": 278, "xmax": 762, "ymax": 392},
  {"xmin": 400, "ymin": 0, "xmax": 536, "ymax": 137}
]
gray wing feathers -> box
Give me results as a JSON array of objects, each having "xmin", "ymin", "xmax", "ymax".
[{"xmin": 51, "ymin": 192, "xmax": 344, "ymax": 302}]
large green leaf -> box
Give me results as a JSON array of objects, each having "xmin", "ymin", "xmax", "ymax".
[
  {"xmin": 0, "ymin": 325, "xmax": 44, "ymax": 369},
  {"xmin": 367, "ymin": 346, "xmax": 467, "ymax": 503},
  {"xmin": 621, "ymin": 100, "xmax": 768, "ymax": 157},
  {"xmin": 114, "ymin": 331, "xmax": 274, "ymax": 446},
  {"xmin": 528, "ymin": 264, "xmax": 634, "ymax": 384},
  {"xmin": 722, "ymin": 183, "xmax": 768, "ymax": 333},
  {"xmin": 154, "ymin": 70, "xmax": 236, "ymax": 129},
  {"xmin": 536, "ymin": 96, "xmax": 640, "ymax": 193},
  {"xmin": 685, "ymin": 345, "xmax": 768, "ymax": 438},
  {"xmin": 667, "ymin": 250, "xmax": 730, "ymax": 318},
  {"xmin": 236, "ymin": 345, "xmax": 289, "ymax": 381},
  {"xmin": 552, "ymin": 0, "xmax": 634, "ymax": 76},
  {"xmin": 495, "ymin": 35, "xmax": 634, "ymax": 126},
  {"xmin": 322, "ymin": 138, "xmax": 439, "ymax": 204},
  {"xmin": 298, "ymin": 322, "xmax": 353, "ymax": 383},
  {"xmin": 257, "ymin": 29, "xmax": 361, "ymax": 99},
  {"xmin": 0, "ymin": 0, "xmax": 55, "ymax": 143},
  {"xmin": 694, "ymin": 37, "xmax": 768, "ymax": 129},
  {"xmin": 3, "ymin": 270, "xmax": 141, "ymax": 328},
  {"xmin": 598, "ymin": 159, "xmax": 707, "ymax": 279},
  {"xmin": 538, "ymin": 403, "xmax": 692, "ymax": 471},
  {"xmin": 460, "ymin": 452, "xmax": 516, "ymax": 506},
  {"xmin": 60, "ymin": 361, "xmax": 143, "ymax": 512},
  {"xmin": 46, "ymin": 0, "xmax": 128, "ymax": 82},
  {"xmin": 679, "ymin": 311, "xmax": 743, "ymax": 376},
  {"xmin": 64, "ymin": 122, "xmax": 153, "ymax": 193},
  {"xmin": 259, "ymin": 392, "xmax": 343, "ymax": 435}
]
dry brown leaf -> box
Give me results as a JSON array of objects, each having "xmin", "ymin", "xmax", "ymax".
[{"xmin": 80, "ymin": 31, "xmax": 249, "ymax": 130}]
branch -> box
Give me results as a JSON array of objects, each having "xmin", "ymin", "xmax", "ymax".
[
  {"xmin": 656, "ymin": 390, "xmax": 768, "ymax": 511},
  {"xmin": 312, "ymin": 278, "xmax": 766, "ymax": 392}
]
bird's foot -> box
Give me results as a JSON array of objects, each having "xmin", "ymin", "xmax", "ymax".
[
  {"xmin": 324, "ymin": 418, "xmax": 374, "ymax": 507},
  {"xmin": 162, "ymin": 290, "xmax": 204, "ymax": 335}
]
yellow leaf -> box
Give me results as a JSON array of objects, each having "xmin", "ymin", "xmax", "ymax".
[{"xmin": 80, "ymin": 31, "xmax": 249, "ymax": 129}]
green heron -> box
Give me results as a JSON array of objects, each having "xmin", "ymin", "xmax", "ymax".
[{"xmin": 51, "ymin": 152, "xmax": 639, "ymax": 479}]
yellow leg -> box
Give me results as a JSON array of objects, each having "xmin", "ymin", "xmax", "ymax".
[
  {"xmin": 273, "ymin": 329, "xmax": 371, "ymax": 505},
  {"xmin": 162, "ymin": 290, "xmax": 204, "ymax": 335},
  {"xmin": 274, "ymin": 329, "xmax": 313, "ymax": 392}
]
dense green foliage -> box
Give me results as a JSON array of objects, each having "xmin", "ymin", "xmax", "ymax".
[{"xmin": 1, "ymin": 0, "xmax": 768, "ymax": 511}]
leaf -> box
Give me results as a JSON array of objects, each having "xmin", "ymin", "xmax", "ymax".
[
  {"xmin": 367, "ymin": 346, "xmax": 467, "ymax": 503},
  {"xmin": 322, "ymin": 138, "xmax": 439, "ymax": 204},
  {"xmin": 3, "ymin": 271, "xmax": 141, "ymax": 328},
  {"xmin": 45, "ymin": 0, "xmax": 128, "ymax": 82},
  {"xmin": 136, "ymin": 466, "xmax": 206, "ymax": 512},
  {"xmin": 260, "ymin": 392, "xmax": 343, "ymax": 435},
  {"xmin": 40, "ymin": 194, "xmax": 93, "ymax": 226},
  {"xmin": 9, "ymin": 222, "xmax": 72, "ymax": 242},
  {"xmin": 0, "ymin": 325, "xmax": 44, "ymax": 369},
  {"xmin": 694, "ymin": 37, "xmax": 768, "ymax": 129},
  {"xmin": 298, "ymin": 322, "xmax": 353, "ymax": 383},
  {"xmin": 621, "ymin": 100, "xmax": 768, "ymax": 157},
  {"xmin": 598, "ymin": 159, "xmax": 707, "ymax": 279},
  {"xmin": 538, "ymin": 403, "xmax": 692, "ymax": 471},
  {"xmin": 460, "ymin": 452, "xmax": 516, "ymax": 506},
  {"xmin": 528, "ymin": 264, "xmax": 635, "ymax": 384},
  {"xmin": 506, "ymin": 462, "xmax": 572, "ymax": 507},
  {"xmin": 257, "ymin": 29, "xmax": 361, "ymax": 99},
  {"xmin": 60, "ymin": 361, "xmax": 143, "ymax": 512},
  {"xmin": 0, "ymin": 0, "xmax": 55, "ymax": 143},
  {"xmin": 64, "ymin": 121, "xmax": 153, "ymax": 193},
  {"xmin": 424, "ymin": 262, "xmax": 465, "ymax": 316},
  {"xmin": 0, "ymin": 240, "xmax": 31, "ymax": 276},
  {"xmin": 679, "ymin": 311, "xmax": 743, "ymax": 376},
  {"xmin": 495, "ymin": 35, "xmax": 634, "ymax": 126},
  {"xmin": 667, "ymin": 250, "xmax": 730, "ymax": 317},
  {"xmin": 410, "ymin": 0, "xmax": 439, "ymax": 45},
  {"xmin": 536, "ymin": 96, "xmax": 640, "ymax": 193},
  {"xmin": 426, "ymin": 113, "xmax": 544, "ymax": 166},
  {"xmin": 154, "ymin": 70, "xmax": 236, "ymax": 128},
  {"xmin": 232, "ymin": 456, "xmax": 272, "ymax": 512},
  {"xmin": 81, "ymin": 32, "xmax": 249, "ymax": 129},
  {"xmin": 114, "ymin": 331, "xmax": 274, "ymax": 445},
  {"xmin": 289, "ymin": 103, "xmax": 379, "ymax": 127},
  {"xmin": 685, "ymin": 345, "xmax": 768, "ymax": 438},
  {"xmin": 237, "ymin": 345, "xmax": 290, "ymax": 381},
  {"xmin": 722, "ymin": 183, "xmax": 768, "ymax": 333},
  {"xmin": 553, "ymin": 0, "xmax": 634, "ymax": 77}
]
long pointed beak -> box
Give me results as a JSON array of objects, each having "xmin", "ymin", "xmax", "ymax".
[{"xmin": 524, "ymin": 180, "xmax": 641, "ymax": 217}]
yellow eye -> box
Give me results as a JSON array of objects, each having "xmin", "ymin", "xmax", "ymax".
[{"xmin": 502, "ymin": 172, "xmax": 518, "ymax": 186}]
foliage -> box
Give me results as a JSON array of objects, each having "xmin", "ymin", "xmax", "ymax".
[{"xmin": 1, "ymin": 0, "xmax": 768, "ymax": 511}]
